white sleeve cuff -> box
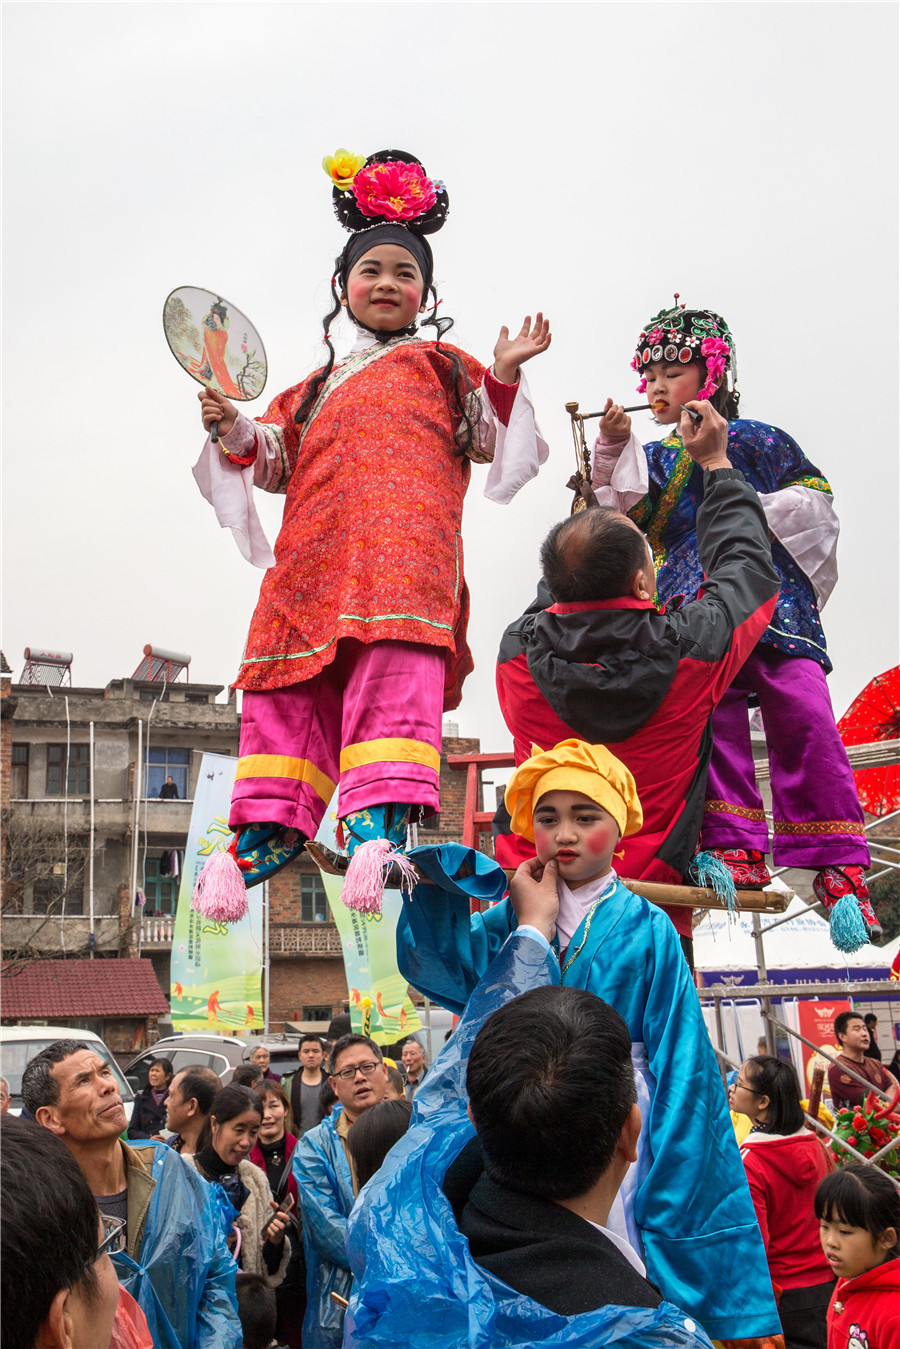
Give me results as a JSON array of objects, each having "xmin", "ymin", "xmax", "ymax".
[
  {"xmin": 483, "ymin": 370, "xmax": 550, "ymax": 504},
  {"xmin": 758, "ymin": 487, "xmax": 839, "ymax": 607}
]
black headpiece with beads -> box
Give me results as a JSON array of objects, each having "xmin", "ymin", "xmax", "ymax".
[
  {"xmin": 324, "ymin": 148, "xmax": 448, "ymax": 293},
  {"xmin": 631, "ymin": 295, "xmax": 736, "ymax": 402}
]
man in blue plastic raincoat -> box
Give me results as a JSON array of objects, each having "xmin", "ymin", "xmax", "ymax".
[
  {"xmin": 294, "ymin": 1033, "xmax": 389, "ymax": 1349},
  {"xmin": 392, "ymin": 741, "xmax": 782, "ymax": 1344},
  {"xmin": 22, "ymin": 1039, "xmax": 241, "ymax": 1349}
]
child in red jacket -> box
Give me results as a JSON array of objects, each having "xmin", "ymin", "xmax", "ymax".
[{"xmin": 815, "ymin": 1164, "xmax": 900, "ymax": 1348}]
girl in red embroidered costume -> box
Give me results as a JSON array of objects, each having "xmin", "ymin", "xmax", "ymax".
[{"xmin": 192, "ymin": 149, "xmax": 550, "ymax": 914}]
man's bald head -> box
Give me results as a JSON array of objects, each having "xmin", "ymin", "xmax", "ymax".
[{"xmin": 540, "ymin": 508, "xmax": 653, "ymax": 603}]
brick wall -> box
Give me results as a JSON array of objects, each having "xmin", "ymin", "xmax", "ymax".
[
  {"xmin": 427, "ymin": 736, "xmax": 481, "ymax": 845},
  {"xmin": 268, "ymin": 959, "xmax": 348, "ymax": 1031}
]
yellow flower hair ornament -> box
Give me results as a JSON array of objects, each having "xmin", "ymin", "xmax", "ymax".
[{"xmin": 323, "ymin": 148, "xmax": 366, "ymax": 191}]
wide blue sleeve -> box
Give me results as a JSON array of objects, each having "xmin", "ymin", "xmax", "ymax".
[
  {"xmin": 294, "ymin": 1122, "xmax": 353, "ymax": 1270},
  {"xmin": 396, "ymin": 844, "xmax": 517, "ymax": 1014},
  {"xmin": 345, "ymin": 929, "xmax": 560, "ymax": 1344},
  {"xmin": 194, "ymin": 1184, "xmax": 242, "ymax": 1349},
  {"xmin": 115, "ymin": 1147, "xmax": 240, "ymax": 1349},
  {"xmin": 591, "ymin": 903, "xmax": 779, "ymax": 1341}
]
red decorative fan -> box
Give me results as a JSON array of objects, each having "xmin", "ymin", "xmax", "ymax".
[{"xmin": 837, "ymin": 666, "xmax": 900, "ymax": 817}]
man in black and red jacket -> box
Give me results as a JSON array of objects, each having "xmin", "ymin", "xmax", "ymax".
[{"xmin": 495, "ymin": 401, "xmax": 780, "ymax": 964}]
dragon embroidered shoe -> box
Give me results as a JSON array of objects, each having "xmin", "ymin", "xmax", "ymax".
[
  {"xmin": 813, "ymin": 865, "xmax": 881, "ymax": 939},
  {"xmin": 704, "ymin": 847, "xmax": 772, "ymax": 889}
]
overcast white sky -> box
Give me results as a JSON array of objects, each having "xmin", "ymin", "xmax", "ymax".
[{"xmin": 3, "ymin": 2, "xmax": 897, "ymax": 761}]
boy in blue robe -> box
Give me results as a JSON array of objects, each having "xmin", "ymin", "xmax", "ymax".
[
  {"xmin": 394, "ymin": 740, "xmax": 782, "ymax": 1344},
  {"xmin": 346, "ymin": 923, "xmax": 715, "ymax": 1347}
]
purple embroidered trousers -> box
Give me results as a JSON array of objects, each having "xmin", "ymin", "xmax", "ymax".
[{"xmin": 703, "ymin": 646, "xmax": 869, "ymax": 869}]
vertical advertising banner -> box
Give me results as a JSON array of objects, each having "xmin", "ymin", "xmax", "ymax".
[
  {"xmin": 170, "ymin": 754, "xmax": 264, "ymax": 1032},
  {"xmin": 793, "ymin": 998, "xmax": 852, "ymax": 1092},
  {"xmin": 321, "ymin": 873, "xmax": 422, "ymax": 1045}
]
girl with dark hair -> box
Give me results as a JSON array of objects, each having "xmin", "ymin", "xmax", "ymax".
[
  {"xmin": 249, "ymin": 1081, "xmax": 305, "ymax": 1349},
  {"xmin": 815, "ymin": 1163, "xmax": 900, "ymax": 1347},
  {"xmin": 127, "ymin": 1057, "xmax": 174, "ymax": 1139},
  {"xmin": 193, "ymin": 147, "xmax": 550, "ymax": 915},
  {"xmin": 590, "ymin": 300, "xmax": 874, "ymax": 956},
  {"xmin": 190, "ymin": 1085, "xmax": 292, "ymax": 1290},
  {"xmin": 730, "ymin": 1055, "xmax": 834, "ymax": 1348},
  {"xmin": 346, "ymin": 1097, "xmax": 412, "ymax": 1190}
]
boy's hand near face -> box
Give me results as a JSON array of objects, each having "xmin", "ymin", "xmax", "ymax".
[{"xmin": 508, "ymin": 856, "xmax": 559, "ymax": 944}]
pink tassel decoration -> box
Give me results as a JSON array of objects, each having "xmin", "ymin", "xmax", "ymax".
[
  {"xmin": 342, "ymin": 839, "xmax": 419, "ymax": 915},
  {"xmin": 191, "ymin": 849, "xmax": 249, "ymax": 923}
]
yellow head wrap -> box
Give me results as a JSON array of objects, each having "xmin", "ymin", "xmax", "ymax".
[{"xmin": 504, "ymin": 739, "xmax": 643, "ymax": 844}]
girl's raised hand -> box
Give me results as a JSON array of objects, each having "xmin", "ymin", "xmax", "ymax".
[
  {"xmin": 598, "ymin": 398, "xmax": 632, "ymax": 443},
  {"xmin": 198, "ymin": 385, "xmax": 238, "ymax": 438},
  {"xmin": 492, "ymin": 313, "xmax": 552, "ymax": 384}
]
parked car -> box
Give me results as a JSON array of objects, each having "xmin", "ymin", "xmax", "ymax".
[
  {"xmin": 123, "ymin": 1034, "xmax": 302, "ymax": 1092},
  {"xmin": 0, "ymin": 1025, "xmax": 136, "ymax": 1122}
]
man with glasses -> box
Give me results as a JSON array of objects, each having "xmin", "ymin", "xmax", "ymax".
[
  {"xmin": 294, "ymin": 1033, "xmax": 388, "ymax": 1349},
  {"xmin": 21, "ymin": 1039, "xmax": 241, "ymax": 1348}
]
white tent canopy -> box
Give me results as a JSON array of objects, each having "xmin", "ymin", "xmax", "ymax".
[{"xmin": 693, "ymin": 896, "xmax": 899, "ymax": 974}]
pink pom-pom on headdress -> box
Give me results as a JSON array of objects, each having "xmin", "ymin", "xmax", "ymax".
[
  {"xmin": 341, "ymin": 839, "xmax": 419, "ymax": 915},
  {"xmin": 636, "ymin": 376, "xmax": 648, "ymax": 394}
]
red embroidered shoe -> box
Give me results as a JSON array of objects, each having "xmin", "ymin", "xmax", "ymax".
[
  {"xmin": 813, "ymin": 865, "xmax": 881, "ymax": 938},
  {"xmin": 705, "ymin": 847, "xmax": 772, "ymax": 889}
]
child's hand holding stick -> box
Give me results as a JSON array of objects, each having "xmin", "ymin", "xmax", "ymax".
[
  {"xmin": 492, "ymin": 313, "xmax": 551, "ymax": 385},
  {"xmin": 679, "ymin": 400, "xmax": 731, "ymax": 472},
  {"xmin": 597, "ymin": 397, "xmax": 632, "ymax": 443}
]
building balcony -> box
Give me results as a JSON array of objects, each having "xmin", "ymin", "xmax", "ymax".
[
  {"xmin": 8, "ymin": 798, "xmax": 192, "ymax": 838},
  {"xmin": 137, "ymin": 915, "xmax": 176, "ymax": 946},
  {"xmin": 0, "ymin": 915, "xmax": 121, "ymax": 956},
  {"xmin": 269, "ymin": 924, "xmax": 343, "ymax": 958}
]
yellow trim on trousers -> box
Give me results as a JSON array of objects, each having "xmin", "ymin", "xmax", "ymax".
[
  {"xmin": 235, "ymin": 754, "xmax": 336, "ymax": 803},
  {"xmin": 339, "ymin": 738, "xmax": 441, "ymax": 774}
]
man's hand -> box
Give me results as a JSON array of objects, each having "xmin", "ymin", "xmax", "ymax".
[
  {"xmin": 679, "ymin": 401, "xmax": 730, "ymax": 471},
  {"xmin": 493, "ymin": 313, "xmax": 551, "ymax": 385},
  {"xmin": 198, "ymin": 385, "xmax": 238, "ymax": 438},
  {"xmin": 598, "ymin": 397, "xmax": 632, "ymax": 443},
  {"xmin": 508, "ymin": 856, "xmax": 559, "ymax": 944}
]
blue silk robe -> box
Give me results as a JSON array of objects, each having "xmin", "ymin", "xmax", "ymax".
[
  {"xmin": 347, "ymin": 923, "xmax": 715, "ymax": 1348},
  {"xmin": 395, "ymin": 844, "xmax": 780, "ymax": 1342}
]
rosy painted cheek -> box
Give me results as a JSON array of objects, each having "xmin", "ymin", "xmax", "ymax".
[
  {"xmin": 586, "ymin": 826, "xmax": 615, "ymax": 857},
  {"xmin": 533, "ymin": 825, "xmax": 552, "ymax": 862}
]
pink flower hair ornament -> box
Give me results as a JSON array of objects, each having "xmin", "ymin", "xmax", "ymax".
[
  {"xmin": 329, "ymin": 148, "xmax": 450, "ymax": 238},
  {"xmin": 352, "ymin": 160, "xmax": 437, "ymax": 222}
]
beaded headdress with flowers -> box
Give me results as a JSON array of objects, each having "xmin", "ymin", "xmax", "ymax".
[
  {"xmin": 322, "ymin": 148, "xmax": 448, "ymax": 292},
  {"xmin": 631, "ymin": 296, "xmax": 737, "ymax": 404}
]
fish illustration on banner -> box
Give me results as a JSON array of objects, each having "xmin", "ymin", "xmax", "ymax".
[
  {"xmin": 170, "ymin": 754, "xmax": 264, "ymax": 1031},
  {"xmin": 320, "ymin": 872, "xmax": 422, "ymax": 1045}
]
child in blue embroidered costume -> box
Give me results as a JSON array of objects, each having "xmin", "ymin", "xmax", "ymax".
[
  {"xmin": 395, "ymin": 739, "xmax": 781, "ymax": 1343},
  {"xmin": 590, "ymin": 299, "xmax": 874, "ymax": 949}
]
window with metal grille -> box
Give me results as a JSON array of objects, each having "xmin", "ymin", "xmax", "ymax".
[
  {"xmin": 32, "ymin": 878, "xmax": 83, "ymax": 916},
  {"xmin": 300, "ymin": 873, "xmax": 329, "ymax": 923},
  {"xmin": 303, "ymin": 1004, "xmax": 333, "ymax": 1022},
  {"xmin": 144, "ymin": 747, "xmax": 190, "ymax": 798},
  {"xmin": 11, "ymin": 744, "xmax": 29, "ymax": 797},
  {"xmin": 45, "ymin": 744, "xmax": 90, "ymax": 796}
]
